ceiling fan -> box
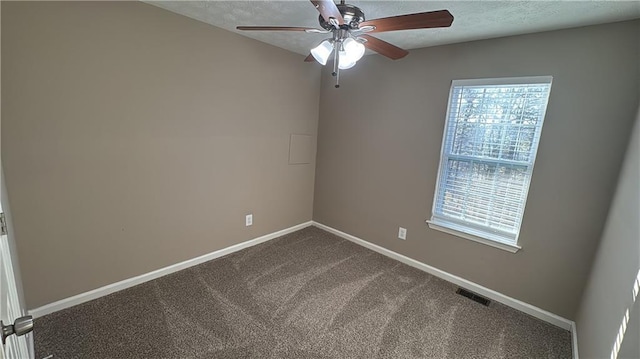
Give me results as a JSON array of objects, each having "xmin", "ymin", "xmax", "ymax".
[{"xmin": 237, "ymin": 0, "xmax": 454, "ymax": 88}]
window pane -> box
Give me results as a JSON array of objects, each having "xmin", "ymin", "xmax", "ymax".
[
  {"xmin": 437, "ymin": 159, "xmax": 529, "ymax": 234},
  {"xmin": 446, "ymin": 84, "xmax": 550, "ymax": 164}
]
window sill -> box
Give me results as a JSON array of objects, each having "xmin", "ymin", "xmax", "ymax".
[{"xmin": 426, "ymin": 220, "xmax": 521, "ymax": 253}]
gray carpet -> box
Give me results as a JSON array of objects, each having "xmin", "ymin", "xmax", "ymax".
[{"xmin": 35, "ymin": 226, "xmax": 572, "ymax": 358}]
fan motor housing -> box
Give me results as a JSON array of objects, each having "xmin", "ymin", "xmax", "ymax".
[{"xmin": 319, "ymin": 4, "xmax": 365, "ymax": 30}]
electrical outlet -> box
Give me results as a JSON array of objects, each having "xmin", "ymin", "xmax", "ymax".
[
  {"xmin": 398, "ymin": 227, "xmax": 407, "ymax": 240},
  {"xmin": 245, "ymin": 214, "xmax": 253, "ymax": 227}
]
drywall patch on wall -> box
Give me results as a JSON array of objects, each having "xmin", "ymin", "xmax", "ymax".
[{"xmin": 289, "ymin": 134, "xmax": 313, "ymax": 164}]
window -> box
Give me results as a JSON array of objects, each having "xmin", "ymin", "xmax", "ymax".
[{"xmin": 428, "ymin": 76, "xmax": 552, "ymax": 252}]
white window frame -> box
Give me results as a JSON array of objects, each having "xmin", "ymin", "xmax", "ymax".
[{"xmin": 427, "ymin": 76, "xmax": 553, "ymax": 253}]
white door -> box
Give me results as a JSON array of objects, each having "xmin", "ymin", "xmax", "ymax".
[
  {"xmin": 1, "ymin": 5, "xmax": 33, "ymax": 357},
  {"xmin": 0, "ymin": 170, "xmax": 33, "ymax": 358}
]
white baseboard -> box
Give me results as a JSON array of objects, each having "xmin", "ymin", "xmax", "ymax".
[
  {"xmin": 312, "ymin": 221, "xmax": 575, "ymax": 332},
  {"xmin": 28, "ymin": 219, "xmax": 579, "ymax": 358},
  {"xmin": 29, "ymin": 221, "xmax": 313, "ymax": 318}
]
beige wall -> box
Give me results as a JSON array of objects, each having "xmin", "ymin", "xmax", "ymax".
[
  {"xmin": 1, "ymin": 2, "xmax": 320, "ymax": 309},
  {"xmin": 576, "ymin": 107, "xmax": 639, "ymax": 358},
  {"xmin": 313, "ymin": 20, "xmax": 639, "ymax": 319}
]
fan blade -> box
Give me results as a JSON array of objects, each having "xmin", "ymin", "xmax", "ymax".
[
  {"xmin": 236, "ymin": 26, "xmax": 318, "ymax": 32},
  {"xmin": 360, "ymin": 10, "xmax": 453, "ymax": 33},
  {"xmin": 310, "ymin": 0, "xmax": 344, "ymax": 26},
  {"xmin": 360, "ymin": 35, "xmax": 408, "ymax": 60},
  {"xmin": 304, "ymin": 54, "xmax": 315, "ymax": 62}
]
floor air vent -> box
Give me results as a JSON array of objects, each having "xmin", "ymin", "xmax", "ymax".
[{"xmin": 456, "ymin": 288, "xmax": 491, "ymax": 306}]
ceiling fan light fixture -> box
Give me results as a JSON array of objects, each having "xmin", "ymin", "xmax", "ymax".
[
  {"xmin": 311, "ymin": 39, "xmax": 333, "ymax": 65},
  {"xmin": 343, "ymin": 37, "xmax": 365, "ymax": 62},
  {"xmin": 338, "ymin": 50, "xmax": 356, "ymax": 70},
  {"xmin": 237, "ymin": 3, "xmax": 455, "ymax": 87}
]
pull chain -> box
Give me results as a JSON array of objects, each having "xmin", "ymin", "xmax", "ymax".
[{"xmin": 334, "ymin": 41, "xmax": 341, "ymax": 88}]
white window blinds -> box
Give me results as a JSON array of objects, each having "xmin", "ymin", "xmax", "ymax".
[{"xmin": 430, "ymin": 76, "xmax": 552, "ymax": 246}]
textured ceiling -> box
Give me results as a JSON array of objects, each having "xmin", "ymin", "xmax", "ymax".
[{"xmin": 146, "ymin": 1, "xmax": 640, "ymax": 56}]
